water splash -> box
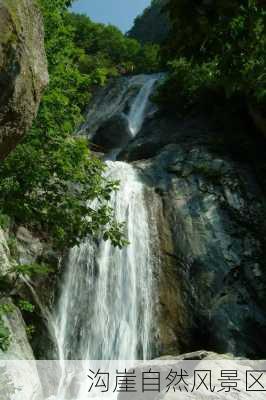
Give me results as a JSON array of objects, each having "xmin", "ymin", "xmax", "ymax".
[
  {"xmin": 49, "ymin": 76, "xmax": 162, "ymax": 399},
  {"xmin": 53, "ymin": 161, "xmax": 155, "ymax": 361}
]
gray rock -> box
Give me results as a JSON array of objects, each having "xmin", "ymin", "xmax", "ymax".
[
  {"xmin": 16, "ymin": 226, "xmax": 43, "ymax": 265},
  {"xmin": 92, "ymin": 113, "xmax": 131, "ymax": 152},
  {"xmin": 0, "ymin": 302, "xmax": 43, "ymax": 399},
  {"xmin": 80, "ymin": 74, "xmax": 266, "ymax": 359},
  {"xmin": 0, "ymin": 0, "xmax": 48, "ymax": 160},
  {"xmin": 0, "ymin": 230, "xmax": 33, "ymax": 358},
  {"xmin": 0, "ymin": 228, "xmax": 11, "ymax": 275},
  {"xmin": 78, "ymin": 74, "xmax": 151, "ymax": 137},
  {"xmin": 158, "ymin": 350, "xmax": 236, "ymax": 360},
  {"xmin": 140, "ymin": 145, "xmax": 266, "ymax": 358},
  {"xmin": 0, "ymin": 298, "xmax": 34, "ymax": 360},
  {"xmin": 118, "ymin": 351, "xmax": 262, "ymax": 400},
  {"xmin": 0, "ymin": 226, "xmax": 57, "ymax": 362}
]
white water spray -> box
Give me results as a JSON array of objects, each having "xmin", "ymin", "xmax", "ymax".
[
  {"xmin": 53, "ymin": 162, "xmax": 154, "ymax": 362},
  {"xmin": 51, "ymin": 78, "xmax": 161, "ymax": 396},
  {"xmin": 128, "ymin": 77, "xmax": 158, "ymax": 136}
]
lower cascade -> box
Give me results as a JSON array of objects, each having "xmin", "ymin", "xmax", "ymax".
[{"xmin": 53, "ymin": 161, "xmax": 157, "ymax": 361}]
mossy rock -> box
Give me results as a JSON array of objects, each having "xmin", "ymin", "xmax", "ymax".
[{"xmin": 0, "ymin": 0, "xmax": 48, "ymax": 160}]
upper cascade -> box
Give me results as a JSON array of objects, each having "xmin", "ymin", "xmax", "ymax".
[
  {"xmin": 128, "ymin": 76, "xmax": 159, "ymax": 136},
  {"xmin": 78, "ymin": 73, "xmax": 164, "ymax": 154}
]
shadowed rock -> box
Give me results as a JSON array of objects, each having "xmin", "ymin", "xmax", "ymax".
[{"xmin": 92, "ymin": 113, "xmax": 131, "ymax": 152}]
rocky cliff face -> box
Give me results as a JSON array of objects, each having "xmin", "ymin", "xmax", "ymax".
[
  {"xmin": 118, "ymin": 351, "xmax": 262, "ymax": 400},
  {"xmin": 86, "ymin": 75, "xmax": 266, "ymax": 359},
  {"xmin": 136, "ymin": 137, "xmax": 266, "ymax": 358},
  {"xmin": 0, "ymin": 228, "xmax": 35, "ymax": 360},
  {"xmin": 0, "ymin": 0, "xmax": 48, "ymax": 160},
  {"xmin": 0, "ymin": 0, "xmax": 49, "ymax": 364},
  {"xmin": 0, "ymin": 225, "xmax": 59, "ymax": 362}
]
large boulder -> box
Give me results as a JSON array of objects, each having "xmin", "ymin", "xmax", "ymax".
[
  {"xmin": 0, "ymin": 301, "xmax": 43, "ymax": 399},
  {"xmin": 92, "ymin": 113, "xmax": 131, "ymax": 152},
  {"xmin": 118, "ymin": 351, "xmax": 263, "ymax": 400},
  {"xmin": 0, "ymin": 0, "xmax": 48, "ymax": 160}
]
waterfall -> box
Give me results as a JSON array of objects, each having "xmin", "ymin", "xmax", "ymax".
[
  {"xmin": 128, "ymin": 76, "xmax": 158, "ymax": 136},
  {"xmin": 52, "ymin": 76, "xmax": 160, "ymax": 364},
  {"xmin": 79, "ymin": 73, "xmax": 161, "ymax": 139},
  {"xmin": 53, "ymin": 162, "xmax": 154, "ymax": 361}
]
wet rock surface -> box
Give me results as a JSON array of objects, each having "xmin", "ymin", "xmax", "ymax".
[
  {"xmin": 93, "ymin": 113, "xmax": 131, "ymax": 152},
  {"xmin": 79, "ymin": 75, "xmax": 150, "ymax": 137},
  {"xmin": 140, "ymin": 143, "xmax": 266, "ymax": 358},
  {"xmin": 0, "ymin": 0, "xmax": 48, "ymax": 160},
  {"xmin": 89, "ymin": 75, "xmax": 266, "ymax": 359}
]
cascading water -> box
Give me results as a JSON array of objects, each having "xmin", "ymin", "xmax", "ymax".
[
  {"xmin": 128, "ymin": 77, "xmax": 158, "ymax": 136},
  {"xmin": 78, "ymin": 74, "xmax": 161, "ymax": 139},
  {"xmin": 52, "ymin": 76, "xmax": 159, "ymax": 368},
  {"xmin": 53, "ymin": 162, "xmax": 154, "ymax": 361}
]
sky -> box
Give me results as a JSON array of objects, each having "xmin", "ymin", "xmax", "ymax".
[{"xmin": 71, "ymin": 0, "xmax": 151, "ymax": 33}]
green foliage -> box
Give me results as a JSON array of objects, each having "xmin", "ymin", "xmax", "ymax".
[
  {"xmin": 0, "ymin": 262, "xmax": 51, "ymax": 298},
  {"xmin": 0, "ymin": 298, "xmax": 36, "ymax": 351},
  {"xmin": 12, "ymin": 263, "xmax": 53, "ymax": 277},
  {"xmin": 0, "ymin": 212, "xmax": 10, "ymax": 230},
  {"xmin": 134, "ymin": 44, "xmax": 161, "ymax": 73},
  {"xmin": 18, "ymin": 300, "xmax": 35, "ymax": 313},
  {"xmin": 0, "ymin": 324, "xmax": 10, "ymax": 353},
  {"xmin": 0, "ymin": 261, "xmax": 52, "ymax": 351},
  {"xmin": 159, "ymin": 0, "xmax": 266, "ymax": 113},
  {"xmin": 7, "ymin": 235, "xmax": 18, "ymax": 259},
  {"xmin": 128, "ymin": 0, "xmax": 170, "ymax": 45},
  {"xmin": 66, "ymin": 12, "xmax": 161, "ymax": 75},
  {"xmin": 0, "ymin": 0, "xmax": 162, "ymax": 353},
  {"xmin": 157, "ymin": 58, "xmax": 221, "ymax": 112},
  {"xmin": 0, "ymin": 0, "xmax": 141, "ymax": 250},
  {"xmin": 0, "ymin": 304, "xmax": 13, "ymax": 352},
  {"xmin": 0, "ymin": 0, "xmax": 161, "ymax": 250},
  {"xmin": 0, "ymin": 261, "xmax": 52, "ymax": 303},
  {"xmin": 25, "ymin": 324, "xmax": 35, "ymax": 340},
  {"xmin": 0, "ymin": 303, "xmax": 14, "ymax": 315}
]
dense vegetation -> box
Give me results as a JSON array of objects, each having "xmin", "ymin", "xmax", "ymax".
[
  {"xmin": 158, "ymin": 0, "xmax": 265, "ymax": 117},
  {"xmin": 0, "ymin": 0, "xmax": 160, "ymax": 251},
  {"xmin": 67, "ymin": 12, "xmax": 161, "ymax": 76},
  {"xmin": 128, "ymin": 0, "xmax": 169, "ymax": 45}
]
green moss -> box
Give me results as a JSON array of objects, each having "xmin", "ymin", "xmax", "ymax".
[
  {"xmin": 7, "ymin": 235, "xmax": 18, "ymax": 259},
  {"xmin": 2, "ymin": 0, "xmax": 22, "ymax": 31},
  {"xmin": 0, "ymin": 212, "xmax": 10, "ymax": 230},
  {"xmin": 0, "ymin": 1, "xmax": 21, "ymax": 51}
]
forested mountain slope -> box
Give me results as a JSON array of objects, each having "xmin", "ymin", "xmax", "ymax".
[{"xmin": 128, "ymin": 0, "xmax": 170, "ymax": 44}]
